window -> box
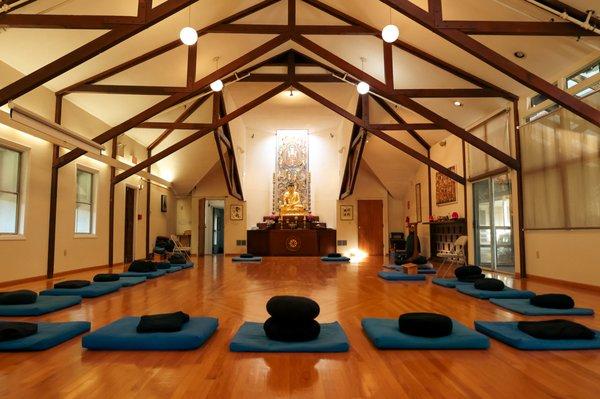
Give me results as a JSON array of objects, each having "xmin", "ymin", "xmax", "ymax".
[
  {"xmin": 567, "ymin": 60, "xmax": 600, "ymax": 98},
  {"xmin": 75, "ymin": 169, "xmax": 95, "ymax": 234},
  {"xmin": 0, "ymin": 146, "xmax": 21, "ymax": 234},
  {"xmin": 527, "ymin": 83, "xmax": 559, "ymax": 123}
]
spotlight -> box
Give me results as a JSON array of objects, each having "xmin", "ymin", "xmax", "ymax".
[
  {"xmin": 179, "ymin": 27, "xmax": 198, "ymax": 46},
  {"xmin": 357, "ymin": 81, "xmax": 370, "ymax": 95},
  {"xmin": 382, "ymin": 24, "xmax": 400, "ymax": 43},
  {"xmin": 514, "ymin": 51, "xmax": 526, "ymax": 59},
  {"xmin": 453, "ymin": 101, "xmax": 463, "ymax": 107},
  {"xmin": 210, "ymin": 79, "xmax": 223, "ymax": 92}
]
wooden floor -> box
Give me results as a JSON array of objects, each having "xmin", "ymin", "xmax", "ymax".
[{"xmin": 1, "ymin": 256, "xmax": 599, "ymax": 399}]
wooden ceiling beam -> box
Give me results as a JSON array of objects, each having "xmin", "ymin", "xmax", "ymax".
[
  {"xmin": 0, "ymin": 0, "xmax": 200, "ymax": 106},
  {"xmin": 369, "ymin": 123, "xmax": 439, "ymax": 130},
  {"xmin": 138, "ymin": 122, "xmax": 212, "ymax": 129},
  {"xmin": 0, "ymin": 14, "xmax": 145, "ymax": 29},
  {"xmin": 530, "ymin": 0, "xmax": 600, "ymax": 28},
  {"xmin": 379, "ymin": 0, "xmax": 600, "ymax": 126},
  {"xmin": 372, "ymin": 95, "xmax": 431, "ymax": 150},
  {"xmin": 66, "ymin": 84, "xmax": 190, "ymax": 95},
  {"xmin": 339, "ymin": 98, "xmax": 363, "ymax": 199},
  {"xmin": 437, "ymin": 20, "xmax": 598, "ymax": 36}
]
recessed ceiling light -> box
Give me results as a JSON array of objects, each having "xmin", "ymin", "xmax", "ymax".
[
  {"xmin": 453, "ymin": 101, "xmax": 463, "ymax": 107},
  {"xmin": 514, "ymin": 51, "xmax": 526, "ymax": 59}
]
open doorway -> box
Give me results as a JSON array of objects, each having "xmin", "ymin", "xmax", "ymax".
[
  {"xmin": 124, "ymin": 186, "xmax": 136, "ymax": 263},
  {"xmin": 205, "ymin": 199, "xmax": 225, "ymax": 255}
]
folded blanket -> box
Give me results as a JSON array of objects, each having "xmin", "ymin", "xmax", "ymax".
[
  {"xmin": 54, "ymin": 280, "xmax": 91, "ymax": 289},
  {"xmin": 136, "ymin": 311, "xmax": 190, "ymax": 333},
  {"xmin": 0, "ymin": 321, "xmax": 38, "ymax": 341},
  {"xmin": 93, "ymin": 274, "xmax": 120, "ymax": 282},
  {"xmin": 0, "ymin": 290, "xmax": 38, "ymax": 305}
]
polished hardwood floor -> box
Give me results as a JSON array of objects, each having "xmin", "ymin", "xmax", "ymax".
[{"xmin": 1, "ymin": 256, "xmax": 599, "ymax": 398}]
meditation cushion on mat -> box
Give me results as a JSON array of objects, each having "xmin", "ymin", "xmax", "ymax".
[
  {"xmin": 0, "ymin": 295, "xmax": 82, "ymax": 316},
  {"xmin": 474, "ymin": 321, "xmax": 600, "ymax": 350},
  {"xmin": 458, "ymin": 274, "xmax": 486, "ymax": 283},
  {"xmin": 54, "ymin": 280, "xmax": 90, "ymax": 289},
  {"xmin": 413, "ymin": 255, "xmax": 428, "ymax": 265},
  {"xmin": 169, "ymin": 254, "xmax": 187, "ymax": 264},
  {"xmin": 0, "ymin": 322, "xmax": 90, "ymax": 351},
  {"xmin": 454, "ymin": 265, "xmax": 482, "ymax": 278},
  {"xmin": 530, "ymin": 294, "xmax": 575, "ymax": 309},
  {"xmin": 230, "ymin": 321, "xmax": 349, "ymax": 352},
  {"xmin": 232, "ymin": 255, "xmax": 262, "ymax": 262},
  {"xmin": 263, "ymin": 317, "xmax": 321, "ymax": 342},
  {"xmin": 418, "ymin": 262, "xmax": 434, "ymax": 269},
  {"xmin": 98, "ymin": 276, "xmax": 146, "ymax": 288},
  {"xmin": 137, "ymin": 311, "xmax": 190, "ymax": 333},
  {"xmin": 398, "ymin": 313, "xmax": 453, "ymax": 338},
  {"xmin": 82, "ymin": 317, "xmax": 218, "ymax": 351},
  {"xmin": 0, "ymin": 290, "xmax": 38, "ymax": 305},
  {"xmin": 267, "ymin": 296, "xmax": 320, "ymax": 321},
  {"xmin": 362, "ymin": 318, "xmax": 489, "ymax": 349},
  {"xmin": 378, "ymin": 271, "xmax": 426, "ymax": 281},
  {"xmin": 321, "ymin": 255, "xmax": 351, "ymax": 262},
  {"xmin": 432, "ymin": 278, "xmax": 466, "ymax": 288},
  {"xmin": 387, "ymin": 264, "xmax": 435, "ymax": 274},
  {"xmin": 119, "ymin": 270, "xmax": 167, "ymax": 279},
  {"xmin": 0, "ymin": 322, "xmax": 38, "ymax": 341},
  {"xmin": 474, "ymin": 278, "xmax": 505, "ymax": 291},
  {"xmin": 518, "ymin": 320, "xmax": 595, "ymax": 340},
  {"xmin": 327, "ymin": 253, "xmax": 342, "ymax": 258},
  {"xmin": 155, "ymin": 262, "xmax": 173, "ymax": 270},
  {"xmin": 128, "ymin": 260, "xmax": 157, "ymax": 273},
  {"xmin": 41, "ymin": 282, "xmax": 121, "ymax": 298},
  {"xmin": 240, "ymin": 253, "xmax": 255, "ymax": 259},
  {"xmin": 93, "ymin": 274, "xmax": 120, "ymax": 282},
  {"xmin": 489, "ymin": 298, "xmax": 594, "ymax": 316},
  {"xmin": 456, "ymin": 284, "xmax": 535, "ymax": 299}
]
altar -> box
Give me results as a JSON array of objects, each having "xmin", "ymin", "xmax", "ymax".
[{"xmin": 247, "ymin": 227, "xmax": 336, "ymax": 256}]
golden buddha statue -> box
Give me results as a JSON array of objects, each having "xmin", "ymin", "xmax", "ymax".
[{"xmin": 280, "ymin": 183, "xmax": 307, "ymax": 216}]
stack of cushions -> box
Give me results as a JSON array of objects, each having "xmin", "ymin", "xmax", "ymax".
[
  {"xmin": 128, "ymin": 260, "xmax": 158, "ymax": 273},
  {"xmin": 517, "ymin": 320, "xmax": 595, "ymax": 340},
  {"xmin": 474, "ymin": 278, "xmax": 505, "ymax": 291},
  {"xmin": 264, "ymin": 296, "xmax": 320, "ymax": 342},
  {"xmin": 530, "ymin": 294, "xmax": 574, "ymax": 309},
  {"xmin": 0, "ymin": 290, "xmax": 38, "ymax": 305},
  {"xmin": 0, "ymin": 321, "xmax": 38, "ymax": 341},
  {"xmin": 93, "ymin": 274, "xmax": 120, "ymax": 282},
  {"xmin": 54, "ymin": 280, "xmax": 90, "ymax": 289},
  {"xmin": 137, "ymin": 311, "xmax": 190, "ymax": 333},
  {"xmin": 455, "ymin": 266, "xmax": 485, "ymax": 282},
  {"xmin": 169, "ymin": 253, "xmax": 187, "ymax": 264},
  {"xmin": 398, "ymin": 313, "xmax": 453, "ymax": 338}
]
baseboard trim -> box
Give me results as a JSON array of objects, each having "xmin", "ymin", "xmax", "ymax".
[
  {"xmin": 0, "ymin": 274, "xmax": 47, "ymax": 288},
  {"xmin": 0, "ymin": 262, "xmax": 126, "ymax": 287},
  {"xmin": 526, "ymin": 274, "xmax": 600, "ymax": 292}
]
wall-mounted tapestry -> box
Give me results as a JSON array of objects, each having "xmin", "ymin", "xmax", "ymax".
[
  {"xmin": 436, "ymin": 166, "xmax": 457, "ymax": 206},
  {"xmin": 272, "ymin": 130, "xmax": 311, "ymax": 212}
]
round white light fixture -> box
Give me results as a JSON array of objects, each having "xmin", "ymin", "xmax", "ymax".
[
  {"xmin": 357, "ymin": 81, "xmax": 370, "ymax": 95},
  {"xmin": 179, "ymin": 27, "xmax": 198, "ymax": 45},
  {"xmin": 453, "ymin": 100, "xmax": 463, "ymax": 107},
  {"xmin": 210, "ymin": 79, "xmax": 224, "ymax": 92},
  {"xmin": 382, "ymin": 24, "xmax": 400, "ymax": 43}
]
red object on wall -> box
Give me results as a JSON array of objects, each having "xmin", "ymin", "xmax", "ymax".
[
  {"xmin": 137, "ymin": 214, "xmax": 143, "ymax": 220},
  {"xmin": 429, "ymin": 215, "xmax": 434, "ymax": 222},
  {"xmin": 451, "ymin": 212, "xmax": 459, "ymax": 220}
]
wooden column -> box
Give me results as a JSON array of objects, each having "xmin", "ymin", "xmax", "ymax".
[
  {"xmin": 513, "ymin": 100, "xmax": 526, "ymax": 277},
  {"xmin": 47, "ymin": 95, "xmax": 62, "ymax": 278},
  {"xmin": 146, "ymin": 149, "xmax": 151, "ymax": 256},
  {"xmin": 108, "ymin": 138, "xmax": 117, "ymax": 267},
  {"xmin": 462, "ymin": 139, "xmax": 467, "ymax": 221},
  {"xmin": 383, "ymin": 41, "xmax": 393, "ymax": 88},
  {"xmin": 427, "ymin": 149, "xmax": 432, "ymax": 220}
]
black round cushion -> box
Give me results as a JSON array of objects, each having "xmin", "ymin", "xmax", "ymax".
[
  {"xmin": 93, "ymin": 274, "xmax": 120, "ymax": 282},
  {"xmin": 454, "ymin": 265, "xmax": 482, "ymax": 279},
  {"xmin": 327, "ymin": 253, "xmax": 342, "ymax": 258},
  {"xmin": 530, "ymin": 294, "xmax": 575, "ymax": 309},
  {"xmin": 413, "ymin": 255, "xmax": 428, "ymax": 265},
  {"xmin": 128, "ymin": 260, "xmax": 157, "ymax": 273},
  {"xmin": 398, "ymin": 312, "xmax": 453, "ymax": 338},
  {"xmin": 266, "ymin": 296, "xmax": 320, "ymax": 321},
  {"xmin": 457, "ymin": 274, "xmax": 486, "ymax": 283},
  {"xmin": 240, "ymin": 253, "xmax": 255, "ymax": 259},
  {"xmin": 263, "ymin": 317, "xmax": 321, "ymax": 342},
  {"xmin": 0, "ymin": 290, "xmax": 38, "ymax": 305},
  {"xmin": 474, "ymin": 278, "xmax": 505, "ymax": 291},
  {"xmin": 169, "ymin": 254, "xmax": 186, "ymax": 264},
  {"xmin": 155, "ymin": 262, "xmax": 172, "ymax": 270},
  {"xmin": 54, "ymin": 280, "xmax": 90, "ymax": 289},
  {"xmin": 518, "ymin": 319, "xmax": 595, "ymax": 340}
]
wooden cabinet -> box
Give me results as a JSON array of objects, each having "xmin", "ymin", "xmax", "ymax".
[{"xmin": 247, "ymin": 228, "xmax": 336, "ymax": 256}]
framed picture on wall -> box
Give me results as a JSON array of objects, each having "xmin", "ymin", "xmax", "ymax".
[
  {"xmin": 160, "ymin": 195, "xmax": 167, "ymax": 212},
  {"xmin": 340, "ymin": 205, "xmax": 353, "ymax": 221},
  {"xmin": 415, "ymin": 183, "xmax": 422, "ymax": 222},
  {"xmin": 436, "ymin": 166, "xmax": 457, "ymax": 205},
  {"xmin": 230, "ymin": 204, "xmax": 243, "ymax": 220}
]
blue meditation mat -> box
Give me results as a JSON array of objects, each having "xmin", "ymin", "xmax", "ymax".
[
  {"xmin": 457, "ymin": 285, "xmax": 536, "ymax": 300},
  {"xmin": 489, "ymin": 298, "xmax": 594, "ymax": 316},
  {"xmin": 432, "ymin": 278, "xmax": 474, "ymax": 288},
  {"xmin": 172, "ymin": 262, "xmax": 194, "ymax": 269},
  {"xmin": 232, "ymin": 256, "xmax": 263, "ymax": 262},
  {"xmin": 0, "ymin": 295, "xmax": 82, "ymax": 316},
  {"xmin": 229, "ymin": 321, "xmax": 349, "ymax": 353},
  {"xmin": 474, "ymin": 321, "xmax": 600, "ymax": 350},
  {"xmin": 119, "ymin": 270, "xmax": 167, "ymax": 279},
  {"xmin": 40, "ymin": 282, "xmax": 121, "ymax": 298},
  {"xmin": 163, "ymin": 265, "xmax": 183, "ymax": 273},
  {"xmin": 321, "ymin": 256, "xmax": 351, "ymax": 262},
  {"xmin": 96, "ymin": 276, "xmax": 146, "ymax": 288},
  {"xmin": 361, "ymin": 318, "xmax": 489, "ymax": 350},
  {"xmin": 385, "ymin": 265, "xmax": 437, "ymax": 275},
  {"xmin": 0, "ymin": 321, "xmax": 90, "ymax": 351},
  {"xmin": 378, "ymin": 271, "xmax": 426, "ymax": 281},
  {"xmin": 82, "ymin": 316, "xmax": 219, "ymax": 351}
]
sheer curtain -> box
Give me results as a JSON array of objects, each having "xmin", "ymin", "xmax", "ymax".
[
  {"xmin": 468, "ymin": 111, "xmax": 511, "ymax": 178},
  {"xmin": 520, "ymin": 92, "xmax": 600, "ymax": 229}
]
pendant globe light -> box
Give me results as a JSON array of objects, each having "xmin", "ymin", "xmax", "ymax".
[
  {"xmin": 180, "ymin": 6, "xmax": 198, "ymax": 45},
  {"xmin": 356, "ymin": 57, "xmax": 369, "ymax": 95},
  {"xmin": 210, "ymin": 57, "xmax": 224, "ymax": 92},
  {"xmin": 381, "ymin": 7, "xmax": 399, "ymax": 43}
]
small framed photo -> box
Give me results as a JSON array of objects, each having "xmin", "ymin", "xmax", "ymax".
[
  {"xmin": 230, "ymin": 204, "xmax": 243, "ymax": 220},
  {"xmin": 340, "ymin": 205, "xmax": 353, "ymax": 221},
  {"xmin": 160, "ymin": 195, "xmax": 167, "ymax": 212}
]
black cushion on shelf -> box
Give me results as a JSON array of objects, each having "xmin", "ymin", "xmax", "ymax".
[
  {"xmin": 266, "ymin": 296, "xmax": 320, "ymax": 321},
  {"xmin": 155, "ymin": 262, "xmax": 173, "ymax": 270},
  {"xmin": 54, "ymin": 280, "xmax": 91, "ymax": 289},
  {"xmin": 93, "ymin": 274, "xmax": 120, "ymax": 282},
  {"xmin": 169, "ymin": 254, "xmax": 186, "ymax": 264},
  {"xmin": 454, "ymin": 265, "xmax": 482, "ymax": 279},
  {"xmin": 517, "ymin": 319, "xmax": 595, "ymax": 340},
  {"xmin": 0, "ymin": 290, "xmax": 38, "ymax": 305},
  {"xmin": 136, "ymin": 311, "xmax": 190, "ymax": 333},
  {"xmin": 263, "ymin": 317, "xmax": 321, "ymax": 342},
  {"xmin": 327, "ymin": 253, "xmax": 342, "ymax": 258},
  {"xmin": 128, "ymin": 260, "xmax": 157, "ymax": 273},
  {"xmin": 398, "ymin": 312, "xmax": 453, "ymax": 338},
  {"xmin": 530, "ymin": 294, "xmax": 575, "ymax": 309},
  {"xmin": 0, "ymin": 321, "xmax": 38, "ymax": 342},
  {"xmin": 240, "ymin": 253, "xmax": 255, "ymax": 259},
  {"xmin": 474, "ymin": 278, "xmax": 505, "ymax": 291},
  {"xmin": 457, "ymin": 273, "xmax": 486, "ymax": 283}
]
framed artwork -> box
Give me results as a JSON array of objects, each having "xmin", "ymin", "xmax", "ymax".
[
  {"xmin": 340, "ymin": 205, "xmax": 353, "ymax": 221},
  {"xmin": 230, "ymin": 204, "xmax": 243, "ymax": 220},
  {"xmin": 160, "ymin": 195, "xmax": 167, "ymax": 212},
  {"xmin": 436, "ymin": 166, "xmax": 457, "ymax": 205},
  {"xmin": 415, "ymin": 183, "xmax": 422, "ymax": 222}
]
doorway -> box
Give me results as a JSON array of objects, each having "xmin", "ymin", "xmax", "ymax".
[
  {"xmin": 204, "ymin": 199, "xmax": 225, "ymax": 255},
  {"xmin": 358, "ymin": 200, "xmax": 383, "ymax": 255},
  {"xmin": 473, "ymin": 173, "xmax": 514, "ymax": 273},
  {"xmin": 124, "ymin": 186, "xmax": 136, "ymax": 263},
  {"xmin": 212, "ymin": 207, "xmax": 224, "ymax": 254}
]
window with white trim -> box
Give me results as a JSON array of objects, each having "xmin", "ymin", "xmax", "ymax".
[
  {"xmin": 0, "ymin": 145, "xmax": 22, "ymax": 234},
  {"xmin": 566, "ymin": 60, "xmax": 600, "ymax": 98},
  {"xmin": 75, "ymin": 168, "xmax": 96, "ymax": 234}
]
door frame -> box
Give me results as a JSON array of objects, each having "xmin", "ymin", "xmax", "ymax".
[
  {"xmin": 197, "ymin": 198, "xmax": 206, "ymax": 256},
  {"xmin": 124, "ymin": 184, "xmax": 138, "ymax": 262}
]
